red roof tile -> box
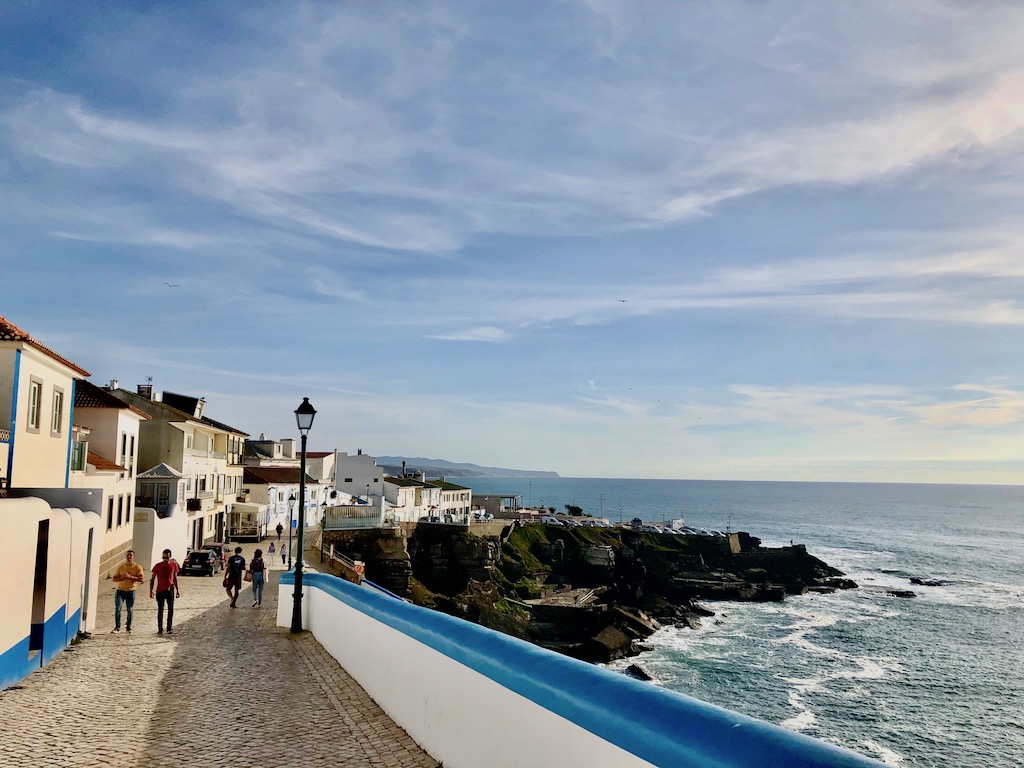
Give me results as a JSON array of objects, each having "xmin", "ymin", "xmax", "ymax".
[
  {"xmin": 88, "ymin": 451, "xmax": 128, "ymax": 473},
  {"xmin": 0, "ymin": 314, "xmax": 91, "ymax": 376}
]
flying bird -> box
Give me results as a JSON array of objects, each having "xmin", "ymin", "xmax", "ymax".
[
  {"xmin": 618, "ymin": 299, "xmax": 628, "ymax": 302},
  {"xmin": 164, "ymin": 282, "xmax": 180, "ymax": 288}
]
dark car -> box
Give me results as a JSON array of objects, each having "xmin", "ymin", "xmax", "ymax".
[{"xmin": 181, "ymin": 550, "xmax": 216, "ymax": 577}]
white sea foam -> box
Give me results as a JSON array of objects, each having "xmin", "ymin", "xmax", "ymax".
[{"xmin": 862, "ymin": 739, "xmax": 905, "ymax": 766}]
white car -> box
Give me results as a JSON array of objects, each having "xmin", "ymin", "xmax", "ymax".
[{"xmin": 540, "ymin": 516, "xmax": 564, "ymax": 526}]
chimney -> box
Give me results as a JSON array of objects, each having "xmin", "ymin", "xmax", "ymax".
[
  {"xmin": 402, "ymin": 460, "xmax": 407, "ymax": 478},
  {"xmin": 108, "ymin": 379, "xmax": 119, "ymax": 391},
  {"xmin": 194, "ymin": 397, "xmax": 205, "ymax": 418},
  {"xmin": 281, "ymin": 439, "xmax": 296, "ymax": 458},
  {"xmin": 357, "ymin": 448, "xmax": 362, "ymax": 455},
  {"xmin": 137, "ymin": 383, "xmax": 154, "ymax": 400}
]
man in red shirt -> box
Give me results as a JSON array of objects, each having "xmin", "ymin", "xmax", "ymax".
[{"xmin": 149, "ymin": 549, "xmax": 181, "ymax": 635}]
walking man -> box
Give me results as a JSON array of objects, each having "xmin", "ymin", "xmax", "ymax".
[
  {"xmin": 224, "ymin": 546, "xmax": 246, "ymax": 608},
  {"xmin": 276, "ymin": 522, "xmax": 283, "ymax": 541},
  {"xmin": 149, "ymin": 549, "xmax": 180, "ymax": 634},
  {"xmin": 111, "ymin": 550, "xmax": 144, "ymax": 633}
]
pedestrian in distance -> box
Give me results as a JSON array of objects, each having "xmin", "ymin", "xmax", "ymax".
[
  {"xmin": 249, "ymin": 548, "xmax": 266, "ymax": 607},
  {"xmin": 224, "ymin": 546, "xmax": 246, "ymax": 608},
  {"xmin": 111, "ymin": 549, "xmax": 144, "ymax": 633},
  {"xmin": 279, "ymin": 543, "xmax": 288, "ymax": 566},
  {"xmin": 267, "ymin": 541, "xmax": 276, "ymax": 564},
  {"xmin": 149, "ymin": 548, "xmax": 180, "ymax": 634},
  {"xmin": 276, "ymin": 522, "xmax": 283, "ymax": 540}
]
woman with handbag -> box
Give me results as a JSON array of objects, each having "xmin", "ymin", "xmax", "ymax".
[{"xmin": 249, "ymin": 548, "xmax": 266, "ymax": 607}]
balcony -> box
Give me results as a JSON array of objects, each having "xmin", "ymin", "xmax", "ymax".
[
  {"xmin": 184, "ymin": 448, "xmax": 228, "ymax": 460},
  {"xmin": 323, "ymin": 504, "xmax": 388, "ymax": 530}
]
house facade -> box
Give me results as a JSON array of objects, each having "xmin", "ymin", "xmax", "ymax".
[
  {"xmin": 1, "ymin": 315, "xmax": 90, "ymax": 490},
  {"xmin": 333, "ymin": 450, "xmax": 385, "ymax": 505},
  {"xmin": 68, "ymin": 379, "xmax": 149, "ymax": 575},
  {"xmin": 242, "ymin": 438, "xmax": 337, "ymax": 529},
  {"xmin": 110, "ymin": 383, "xmax": 247, "ymax": 549}
]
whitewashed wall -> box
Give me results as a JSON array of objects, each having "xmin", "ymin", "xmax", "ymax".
[
  {"xmin": 279, "ymin": 572, "xmax": 885, "ymax": 768},
  {"xmin": 0, "ymin": 496, "xmax": 100, "ymax": 690}
]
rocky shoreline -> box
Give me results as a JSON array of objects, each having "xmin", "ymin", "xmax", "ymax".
[{"xmin": 321, "ymin": 521, "xmax": 857, "ymax": 664}]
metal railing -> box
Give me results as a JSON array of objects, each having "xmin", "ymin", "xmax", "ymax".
[{"xmin": 0, "ymin": 428, "xmax": 10, "ymax": 442}]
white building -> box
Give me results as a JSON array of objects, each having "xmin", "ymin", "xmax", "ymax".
[
  {"xmin": 333, "ymin": 450, "xmax": 385, "ymax": 505},
  {"xmin": 110, "ymin": 383, "xmax": 247, "ymax": 550},
  {"xmin": 68, "ymin": 379, "xmax": 149, "ymax": 576},
  {"xmin": 0, "ymin": 314, "xmax": 89, "ymax": 490}
]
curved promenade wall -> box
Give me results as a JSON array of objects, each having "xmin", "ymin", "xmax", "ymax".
[{"xmin": 278, "ymin": 571, "xmax": 885, "ymax": 768}]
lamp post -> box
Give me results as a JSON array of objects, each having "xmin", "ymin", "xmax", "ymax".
[
  {"xmin": 287, "ymin": 493, "xmax": 296, "ymax": 569},
  {"xmin": 291, "ymin": 396, "xmax": 317, "ymax": 634}
]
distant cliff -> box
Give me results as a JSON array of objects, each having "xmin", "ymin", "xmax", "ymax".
[{"xmin": 376, "ymin": 456, "xmax": 559, "ymax": 478}]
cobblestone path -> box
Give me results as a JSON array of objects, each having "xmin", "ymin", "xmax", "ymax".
[{"xmin": 0, "ymin": 546, "xmax": 437, "ymax": 768}]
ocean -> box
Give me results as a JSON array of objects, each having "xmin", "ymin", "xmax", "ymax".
[{"xmin": 461, "ymin": 477, "xmax": 1024, "ymax": 767}]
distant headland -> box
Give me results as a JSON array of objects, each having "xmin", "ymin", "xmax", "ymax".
[{"xmin": 376, "ymin": 456, "xmax": 559, "ymax": 479}]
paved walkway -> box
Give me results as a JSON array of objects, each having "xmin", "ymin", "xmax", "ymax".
[{"xmin": 0, "ymin": 542, "xmax": 438, "ymax": 768}]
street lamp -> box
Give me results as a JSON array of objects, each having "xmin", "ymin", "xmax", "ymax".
[
  {"xmin": 287, "ymin": 493, "xmax": 296, "ymax": 569},
  {"xmin": 291, "ymin": 396, "xmax": 317, "ymax": 633}
]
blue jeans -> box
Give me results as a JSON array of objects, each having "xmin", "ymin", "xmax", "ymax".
[
  {"xmin": 251, "ymin": 572, "xmax": 265, "ymax": 604},
  {"xmin": 114, "ymin": 589, "xmax": 136, "ymax": 630}
]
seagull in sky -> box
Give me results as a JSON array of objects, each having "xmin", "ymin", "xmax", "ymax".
[
  {"xmin": 618, "ymin": 299, "xmax": 628, "ymax": 302},
  {"xmin": 163, "ymin": 282, "xmax": 180, "ymax": 288}
]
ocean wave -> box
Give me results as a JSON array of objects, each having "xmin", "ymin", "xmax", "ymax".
[{"xmin": 861, "ymin": 739, "xmax": 905, "ymax": 766}]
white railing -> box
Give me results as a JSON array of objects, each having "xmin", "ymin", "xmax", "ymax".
[{"xmin": 323, "ymin": 504, "xmax": 385, "ymax": 530}]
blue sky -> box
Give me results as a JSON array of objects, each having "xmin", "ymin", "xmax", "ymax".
[{"xmin": 3, "ymin": 2, "xmax": 1023, "ymax": 483}]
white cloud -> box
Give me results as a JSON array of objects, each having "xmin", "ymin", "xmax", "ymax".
[{"xmin": 430, "ymin": 326, "xmax": 511, "ymax": 342}]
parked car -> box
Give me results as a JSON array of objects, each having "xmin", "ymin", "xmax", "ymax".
[
  {"xmin": 540, "ymin": 516, "xmax": 564, "ymax": 526},
  {"xmin": 181, "ymin": 550, "xmax": 216, "ymax": 576}
]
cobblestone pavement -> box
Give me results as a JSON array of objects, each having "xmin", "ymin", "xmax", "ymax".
[{"xmin": 0, "ymin": 542, "xmax": 438, "ymax": 768}]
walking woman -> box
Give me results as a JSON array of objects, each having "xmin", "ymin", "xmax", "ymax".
[{"xmin": 250, "ymin": 548, "xmax": 267, "ymax": 607}]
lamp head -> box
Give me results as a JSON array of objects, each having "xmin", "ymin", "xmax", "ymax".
[{"xmin": 294, "ymin": 397, "xmax": 317, "ymax": 434}]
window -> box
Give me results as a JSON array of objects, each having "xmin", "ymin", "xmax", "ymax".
[
  {"xmin": 129, "ymin": 435, "xmax": 135, "ymax": 477},
  {"xmin": 117, "ymin": 496, "xmax": 124, "ymax": 526},
  {"xmin": 158, "ymin": 484, "xmax": 169, "ymax": 506},
  {"xmin": 186, "ymin": 433, "xmax": 193, "ymax": 450},
  {"xmin": 344, "ymin": 477, "xmax": 353, "ymax": 483},
  {"xmin": 27, "ymin": 378, "xmax": 42, "ymax": 432},
  {"xmin": 71, "ymin": 441, "xmax": 86, "ymax": 471},
  {"xmin": 51, "ymin": 388, "xmax": 64, "ymax": 435},
  {"xmin": 107, "ymin": 498, "xmax": 114, "ymax": 531},
  {"xmin": 121, "ymin": 433, "xmax": 128, "ymax": 466}
]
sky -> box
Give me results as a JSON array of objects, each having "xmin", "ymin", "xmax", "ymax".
[{"xmin": 2, "ymin": 2, "xmax": 1023, "ymax": 484}]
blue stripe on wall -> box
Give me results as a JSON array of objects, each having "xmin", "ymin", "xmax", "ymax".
[
  {"xmin": 0, "ymin": 636, "xmax": 37, "ymax": 692},
  {"xmin": 65, "ymin": 379, "xmax": 77, "ymax": 487},
  {"xmin": 65, "ymin": 606, "xmax": 82, "ymax": 646},
  {"xmin": 41, "ymin": 607, "xmax": 69, "ymax": 667},
  {"xmin": 6, "ymin": 349, "xmax": 20, "ymax": 483},
  {"xmin": 286, "ymin": 571, "xmax": 884, "ymax": 768}
]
